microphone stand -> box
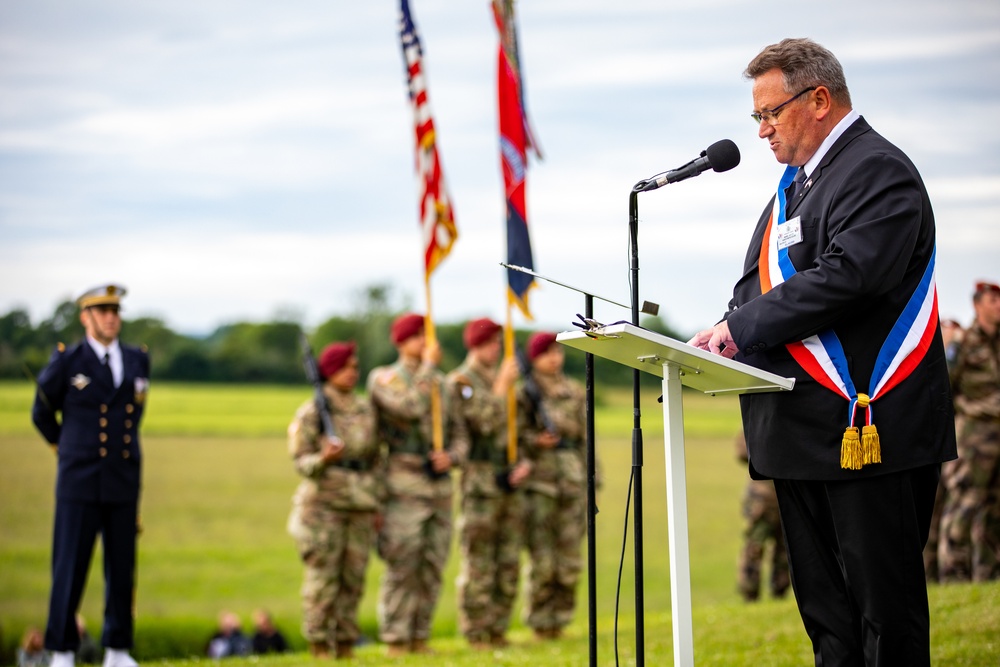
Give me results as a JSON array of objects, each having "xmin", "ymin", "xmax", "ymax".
[
  {"xmin": 501, "ymin": 263, "xmax": 628, "ymax": 667},
  {"xmin": 628, "ymin": 190, "xmax": 645, "ymax": 667}
]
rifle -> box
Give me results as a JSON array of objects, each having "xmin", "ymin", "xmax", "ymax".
[
  {"xmin": 515, "ymin": 346, "xmax": 560, "ymax": 440},
  {"xmin": 299, "ymin": 332, "xmax": 337, "ymax": 441}
]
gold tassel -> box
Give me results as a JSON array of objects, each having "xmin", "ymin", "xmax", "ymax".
[
  {"xmin": 861, "ymin": 424, "xmax": 881, "ymax": 465},
  {"xmin": 841, "ymin": 427, "xmax": 862, "ymax": 470}
]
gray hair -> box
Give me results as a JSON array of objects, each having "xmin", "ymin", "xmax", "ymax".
[{"xmin": 744, "ymin": 38, "xmax": 852, "ymax": 107}]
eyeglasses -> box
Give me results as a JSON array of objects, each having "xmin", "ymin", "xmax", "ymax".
[{"xmin": 751, "ymin": 87, "xmax": 817, "ymax": 125}]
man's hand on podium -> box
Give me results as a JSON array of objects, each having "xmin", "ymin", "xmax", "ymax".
[{"xmin": 688, "ymin": 321, "xmax": 739, "ymax": 359}]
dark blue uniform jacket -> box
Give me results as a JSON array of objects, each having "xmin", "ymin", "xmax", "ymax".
[{"xmin": 32, "ymin": 340, "xmax": 150, "ymax": 504}]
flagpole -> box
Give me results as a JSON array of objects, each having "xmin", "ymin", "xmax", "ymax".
[
  {"xmin": 424, "ymin": 274, "xmax": 444, "ymax": 453},
  {"xmin": 504, "ymin": 297, "xmax": 518, "ymax": 465}
]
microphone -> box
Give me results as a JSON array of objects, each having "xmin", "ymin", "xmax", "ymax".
[{"xmin": 633, "ymin": 139, "xmax": 741, "ymax": 192}]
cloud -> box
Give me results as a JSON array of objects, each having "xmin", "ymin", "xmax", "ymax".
[{"xmin": 0, "ymin": 0, "xmax": 997, "ymax": 336}]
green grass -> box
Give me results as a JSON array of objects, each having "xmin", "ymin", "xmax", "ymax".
[{"xmin": 1, "ymin": 380, "xmax": 997, "ymax": 666}]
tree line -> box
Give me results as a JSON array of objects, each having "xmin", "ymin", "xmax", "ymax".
[{"xmin": 1, "ymin": 285, "xmax": 682, "ymax": 388}]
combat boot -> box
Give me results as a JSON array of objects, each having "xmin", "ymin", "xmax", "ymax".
[
  {"xmin": 334, "ymin": 642, "xmax": 354, "ymax": 659},
  {"xmin": 309, "ymin": 641, "xmax": 330, "ymax": 658},
  {"xmin": 410, "ymin": 639, "xmax": 434, "ymax": 654},
  {"xmin": 385, "ymin": 642, "xmax": 408, "ymax": 658}
]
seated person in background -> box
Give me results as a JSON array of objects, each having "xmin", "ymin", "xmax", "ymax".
[
  {"xmin": 250, "ymin": 609, "xmax": 288, "ymax": 655},
  {"xmin": 17, "ymin": 627, "xmax": 50, "ymax": 667},
  {"xmin": 205, "ymin": 611, "xmax": 251, "ymax": 659}
]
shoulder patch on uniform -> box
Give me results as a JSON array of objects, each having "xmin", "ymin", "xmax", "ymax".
[{"xmin": 451, "ymin": 374, "xmax": 474, "ymax": 399}]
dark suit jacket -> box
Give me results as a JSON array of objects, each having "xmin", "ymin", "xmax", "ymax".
[
  {"xmin": 32, "ymin": 340, "xmax": 150, "ymax": 503},
  {"xmin": 726, "ymin": 117, "xmax": 957, "ymax": 481}
]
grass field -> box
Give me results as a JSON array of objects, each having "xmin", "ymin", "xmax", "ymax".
[{"xmin": 1, "ymin": 379, "xmax": 997, "ymax": 666}]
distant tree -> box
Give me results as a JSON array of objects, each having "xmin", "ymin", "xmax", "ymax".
[
  {"xmin": 0, "ymin": 289, "xmax": 694, "ymax": 385},
  {"xmin": 0, "ymin": 308, "xmax": 34, "ymax": 377},
  {"xmin": 162, "ymin": 345, "xmax": 213, "ymax": 381},
  {"xmin": 38, "ymin": 300, "xmax": 80, "ymax": 347},
  {"xmin": 640, "ymin": 314, "xmax": 686, "ymax": 341},
  {"xmin": 210, "ymin": 320, "xmax": 302, "ymax": 383},
  {"xmin": 0, "ymin": 308, "xmax": 33, "ymax": 350},
  {"xmin": 312, "ymin": 316, "xmax": 361, "ymax": 349},
  {"xmin": 351, "ymin": 283, "xmax": 406, "ymax": 377}
]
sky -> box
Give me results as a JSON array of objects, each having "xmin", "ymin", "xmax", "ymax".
[{"xmin": 2, "ymin": 0, "xmax": 998, "ymax": 339}]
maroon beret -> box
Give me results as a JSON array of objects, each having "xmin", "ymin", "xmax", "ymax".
[
  {"xmin": 974, "ymin": 280, "xmax": 1000, "ymax": 297},
  {"xmin": 527, "ymin": 331, "xmax": 558, "ymax": 360},
  {"xmin": 318, "ymin": 342, "xmax": 356, "ymax": 380},
  {"xmin": 390, "ymin": 312, "xmax": 425, "ymax": 344},
  {"xmin": 463, "ymin": 317, "xmax": 502, "ymax": 350}
]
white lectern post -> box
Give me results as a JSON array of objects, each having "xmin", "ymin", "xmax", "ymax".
[{"xmin": 558, "ymin": 323, "xmax": 794, "ymax": 667}]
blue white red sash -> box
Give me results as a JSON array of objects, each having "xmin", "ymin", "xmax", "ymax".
[{"xmin": 759, "ymin": 165, "xmax": 940, "ymax": 469}]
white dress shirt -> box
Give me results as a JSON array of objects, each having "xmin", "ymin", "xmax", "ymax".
[{"xmin": 86, "ymin": 336, "xmax": 123, "ymax": 388}]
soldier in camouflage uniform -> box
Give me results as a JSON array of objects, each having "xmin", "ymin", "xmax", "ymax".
[
  {"xmin": 734, "ymin": 430, "xmax": 789, "ymax": 601},
  {"xmin": 923, "ymin": 317, "xmax": 965, "ymax": 580},
  {"xmin": 446, "ymin": 318, "xmax": 531, "ymax": 650},
  {"xmin": 518, "ymin": 331, "xmax": 587, "ymax": 640},
  {"xmin": 938, "ymin": 280, "xmax": 1000, "ymax": 582},
  {"xmin": 287, "ymin": 341, "xmax": 381, "ymax": 660},
  {"xmin": 367, "ymin": 313, "xmax": 469, "ymax": 657}
]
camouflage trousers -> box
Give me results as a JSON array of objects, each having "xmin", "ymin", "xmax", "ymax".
[
  {"xmin": 376, "ymin": 492, "xmax": 452, "ymax": 644},
  {"xmin": 291, "ymin": 508, "xmax": 376, "ymax": 647},
  {"xmin": 522, "ymin": 489, "xmax": 586, "ymax": 632},
  {"xmin": 738, "ymin": 479, "xmax": 790, "ymax": 601},
  {"xmin": 937, "ymin": 417, "xmax": 1000, "ymax": 582},
  {"xmin": 456, "ymin": 490, "xmax": 525, "ymax": 642}
]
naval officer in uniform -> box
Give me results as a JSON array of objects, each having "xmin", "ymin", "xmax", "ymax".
[{"xmin": 32, "ymin": 284, "xmax": 150, "ymax": 667}]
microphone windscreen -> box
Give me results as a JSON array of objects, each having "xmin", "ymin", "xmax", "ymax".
[{"xmin": 706, "ymin": 139, "xmax": 741, "ymax": 173}]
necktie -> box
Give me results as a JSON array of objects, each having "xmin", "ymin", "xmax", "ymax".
[
  {"xmin": 101, "ymin": 352, "xmax": 114, "ymax": 387},
  {"xmin": 789, "ymin": 167, "xmax": 807, "ymax": 201}
]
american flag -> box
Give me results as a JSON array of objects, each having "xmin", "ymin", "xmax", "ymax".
[{"xmin": 399, "ymin": 0, "xmax": 457, "ymax": 278}]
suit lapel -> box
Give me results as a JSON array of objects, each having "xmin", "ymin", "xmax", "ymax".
[{"xmin": 786, "ymin": 117, "xmax": 872, "ymax": 218}]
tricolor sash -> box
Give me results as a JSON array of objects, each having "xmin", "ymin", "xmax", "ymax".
[{"xmin": 759, "ymin": 165, "xmax": 940, "ymax": 469}]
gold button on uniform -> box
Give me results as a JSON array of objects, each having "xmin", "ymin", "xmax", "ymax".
[
  {"xmin": 122, "ymin": 450, "xmax": 131, "ymax": 459},
  {"xmin": 99, "ymin": 447, "xmax": 107, "ymax": 457},
  {"xmin": 126, "ymin": 404, "xmax": 134, "ymax": 414},
  {"xmin": 100, "ymin": 404, "xmax": 108, "ymax": 414},
  {"xmin": 125, "ymin": 420, "xmax": 133, "ymax": 428},
  {"xmin": 123, "ymin": 435, "xmax": 132, "ymax": 444},
  {"xmin": 99, "ymin": 433, "xmax": 108, "ymax": 443},
  {"xmin": 100, "ymin": 418, "xmax": 108, "ymax": 427}
]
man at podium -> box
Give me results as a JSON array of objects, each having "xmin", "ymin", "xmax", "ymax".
[{"xmin": 689, "ymin": 39, "xmax": 956, "ymax": 666}]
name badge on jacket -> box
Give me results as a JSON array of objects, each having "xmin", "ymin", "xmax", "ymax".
[{"xmin": 776, "ymin": 216, "xmax": 803, "ymax": 250}]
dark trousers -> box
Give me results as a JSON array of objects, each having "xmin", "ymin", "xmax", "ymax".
[
  {"xmin": 774, "ymin": 464, "xmax": 939, "ymax": 667},
  {"xmin": 45, "ymin": 499, "xmax": 138, "ymax": 651}
]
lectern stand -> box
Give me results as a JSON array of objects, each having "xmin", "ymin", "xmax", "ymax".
[{"xmin": 558, "ymin": 323, "xmax": 794, "ymax": 667}]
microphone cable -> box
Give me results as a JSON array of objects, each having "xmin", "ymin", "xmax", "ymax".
[{"xmin": 613, "ymin": 465, "xmax": 635, "ymax": 667}]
